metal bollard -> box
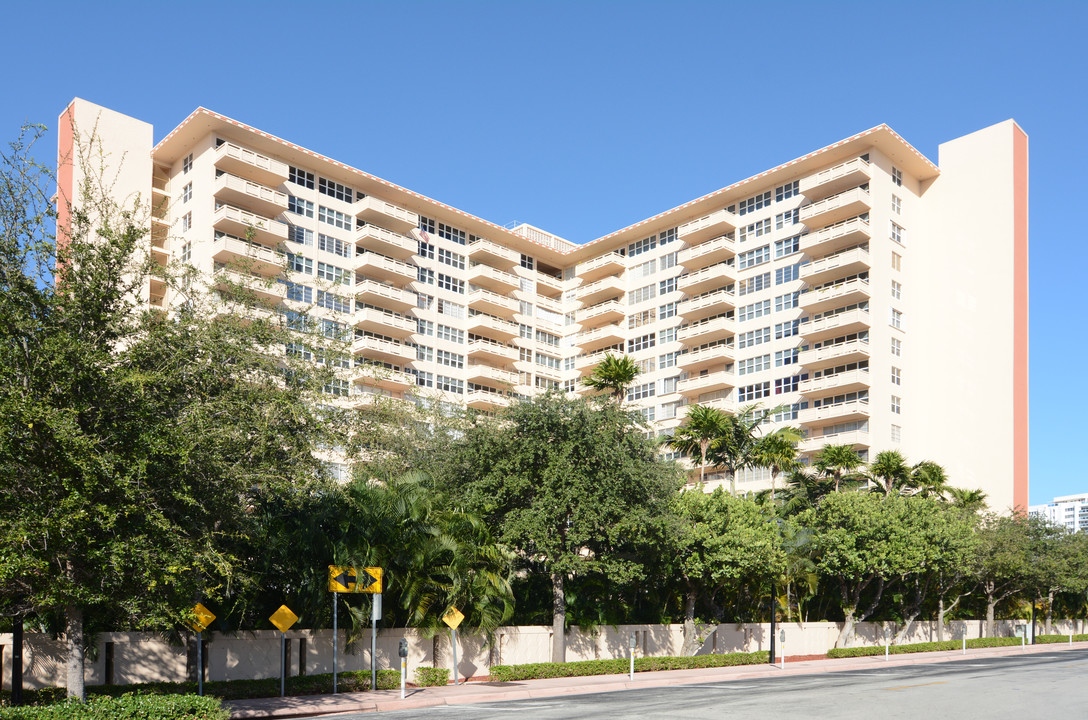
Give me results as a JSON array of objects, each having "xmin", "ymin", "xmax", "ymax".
[
  {"xmin": 629, "ymin": 632, "xmax": 637, "ymax": 681},
  {"xmin": 399, "ymin": 639, "xmax": 408, "ymax": 700}
]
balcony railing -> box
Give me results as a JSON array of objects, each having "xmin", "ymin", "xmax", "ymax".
[
  {"xmin": 678, "ymin": 208, "xmax": 739, "ymax": 244},
  {"xmin": 801, "ymin": 187, "xmax": 871, "ymax": 230},
  {"xmin": 799, "ymin": 428, "xmax": 870, "ymax": 453},
  {"xmin": 353, "ymin": 196, "xmax": 418, "ymax": 234},
  {"xmin": 799, "ymin": 369, "xmax": 871, "ymax": 396},
  {"xmin": 213, "ymin": 172, "xmax": 288, "ymax": 218},
  {"xmin": 354, "ymin": 279, "xmax": 416, "ymax": 312},
  {"xmin": 678, "ymin": 288, "xmax": 736, "ymax": 319},
  {"xmin": 799, "ymin": 277, "xmax": 870, "ymax": 314},
  {"xmin": 800, "ymin": 246, "xmax": 870, "ymax": 286},
  {"xmin": 577, "ymin": 252, "xmax": 626, "ymax": 283},
  {"xmin": 799, "ymin": 157, "xmax": 871, "ymax": 201},
  {"xmin": 355, "ymin": 224, "xmax": 416, "ymax": 260},
  {"xmin": 212, "ymin": 204, "xmax": 288, "ymax": 246},
  {"xmin": 213, "ymin": 141, "xmax": 289, "ymax": 186},
  {"xmin": 801, "ymin": 216, "xmax": 871, "ymax": 256},
  {"xmin": 678, "ymin": 234, "xmax": 736, "ymax": 269},
  {"xmin": 354, "ymin": 307, "xmax": 415, "ymax": 337},
  {"xmin": 800, "ymin": 339, "xmax": 871, "ymax": 369},
  {"xmin": 799, "ymin": 308, "xmax": 871, "ymax": 341}
]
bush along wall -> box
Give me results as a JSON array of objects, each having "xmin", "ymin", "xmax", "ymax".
[
  {"xmin": 827, "ymin": 637, "xmax": 1024, "ymax": 658},
  {"xmin": 489, "ymin": 651, "xmax": 769, "ymax": 682}
]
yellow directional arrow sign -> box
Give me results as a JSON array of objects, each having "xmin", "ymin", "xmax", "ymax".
[
  {"xmin": 359, "ymin": 567, "xmax": 382, "ymax": 594},
  {"xmin": 190, "ymin": 603, "xmax": 216, "ymax": 632},
  {"xmin": 270, "ymin": 605, "xmax": 299, "ymax": 634},
  {"xmin": 328, "ymin": 566, "xmax": 382, "ymax": 593},
  {"xmin": 442, "ymin": 606, "xmax": 465, "ymax": 629}
]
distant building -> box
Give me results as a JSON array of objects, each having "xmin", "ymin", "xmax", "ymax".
[{"xmin": 1030, "ymin": 495, "xmax": 1088, "ymax": 532}]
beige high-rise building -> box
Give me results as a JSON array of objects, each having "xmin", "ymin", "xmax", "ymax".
[{"xmin": 57, "ymin": 99, "xmax": 1029, "ymax": 511}]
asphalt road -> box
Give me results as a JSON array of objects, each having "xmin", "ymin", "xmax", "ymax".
[{"xmin": 326, "ymin": 648, "xmax": 1088, "ymax": 719}]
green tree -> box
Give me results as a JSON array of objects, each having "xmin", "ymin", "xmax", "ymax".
[
  {"xmin": 946, "ymin": 486, "xmax": 990, "ymax": 513},
  {"xmin": 0, "ymin": 127, "xmax": 341, "ymax": 699},
  {"xmin": 753, "ymin": 431, "xmax": 801, "ymax": 501},
  {"xmin": 666, "ymin": 404, "xmax": 731, "ymax": 485},
  {"xmin": 811, "ymin": 443, "xmax": 865, "ymax": 492},
  {"xmin": 971, "ymin": 512, "xmax": 1035, "ymax": 637},
  {"xmin": 582, "ymin": 353, "xmax": 640, "ymax": 402},
  {"xmin": 867, "ymin": 449, "xmax": 911, "ymax": 496},
  {"xmin": 443, "ymin": 392, "xmax": 681, "ymax": 662},
  {"xmin": 706, "ymin": 404, "xmax": 786, "ymax": 495},
  {"xmin": 909, "ymin": 460, "xmax": 951, "ymax": 499}
]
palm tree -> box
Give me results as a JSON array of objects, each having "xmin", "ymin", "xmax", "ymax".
[
  {"xmin": 812, "ymin": 443, "xmax": 865, "ymax": 492},
  {"xmin": 780, "ymin": 468, "xmax": 835, "ymax": 516},
  {"xmin": 946, "ymin": 487, "xmax": 989, "ymax": 513},
  {"xmin": 910, "ymin": 460, "xmax": 950, "ymax": 498},
  {"xmin": 582, "ymin": 353, "xmax": 640, "ymax": 402},
  {"xmin": 708, "ymin": 404, "xmax": 790, "ymax": 495},
  {"xmin": 667, "ymin": 405, "xmax": 731, "ymax": 484},
  {"xmin": 754, "ymin": 431, "xmax": 801, "ymax": 501},
  {"xmin": 868, "ymin": 449, "xmax": 910, "ymax": 496}
]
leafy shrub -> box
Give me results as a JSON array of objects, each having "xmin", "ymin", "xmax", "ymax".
[
  {"xmin": 489, "ymin": 651, "xmax": 768, "ymax": 682},
  {"xmin": 0, "ymin": 693, "xmax": 227, "ymax": 720},
  {"xmin": 827, "ymin": 636, "xmax": 1022, "ymax": 658},
  {"xmin": 1034, "ymin": 634, "xmax": 1088, "ymax": 644},
  {"xmin": 415, "ymin": 667, "xmax": 450, "ymax": 687}
]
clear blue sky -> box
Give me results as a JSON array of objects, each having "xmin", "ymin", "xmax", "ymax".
[{"xmin": 2, "ymin": 1, "xmax": 1083, "ymax": 504}]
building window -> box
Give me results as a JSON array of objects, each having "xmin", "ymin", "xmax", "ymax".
[
  {"xmin": 520, "ymin": 254, "xmax": 534, "ymax": 270},
  {"xmin": 738, "ymin": 191, "xmax": 772, "ymax": 216},
  {"xmin": 535, "ymin": 352, "xmax": 561, "ymax": 370},
  {"xmin": 536, "ymin": 330, "xmax": 560, "ymax": 347},
  {"xmin": 437, "ymin": 349, "xmax": 464, "ymax": 369},
  {"xmin": 890, "ymin": 308, "xmax": 903, "ymax": 330},
  {"xmin": 738, "ymin": 218, "xmax": 771, "ymax": 242},
  {"xmin": 410, "ymin": 369, "xmax": 434, "ymax": 388},
  {"xmin": 891, "ymin": 337, "xmax": 901, "ymax": 357},
  {"xmin": 627, "ymin": 382, "xmax": 656, "ymax": 402},
  {"xmin": 318, "ymin": 177, "xmax": 353, "ymax": 202},
  {"xmin": 775, "ymin": 181, "xmax": 799, "ymax": 202},
  {"xmin": 659, "ymin": 227, "xmax": 678, "ymax": 245},
  {"xmin": 738, "ymin": 354, "xmax": 771, "ymax": 375},
  {"xmin": 180, "ymin": 212, "xmax": 191, "ymax": 232},
  {"xmin": 659, "ymin": 277, "xmax": 678, "ymax": 295},
  {"xmin": 774, "ymin": 209, "xmax": 799, "ymax": 230},
  {"xmin": 738, "ymin": 299, "xmax": 771, "ymax": 322},
  {"xmin": 436, "ymin": 324, "xmax": 464, "ymax": 343},
  {"xmin": 323, "ymin": 378, "xmax": 349, "ymax": 397},
  {"xmin": 289, "ymin": 226, "xmax": 313, "ymax": 246},
  {"xmin": 180, "ymin": 242, "xmax": 191, "ymax": 263},
  {"xmin": 891, "ymin": 367, "xmax": 902, "ymax": 385},
  {"xmin": 659, "ymin": 301, "xmax": 677, "ymax": 320},
  {"xmin": 775, "ymin": 235, "xmax": 801, "ymax": 258},
  {"xmin": 776, "ymin": 348, "xmax": 799, "ymax": 366},
  {"xmin": 775, "ymin": 375, "xmax": 804, "ymax": 394},
  {"xmin": 659, "ymin": 326, "xmax": 677, "ymax": 344},
  {"xmin": 629, "ymin": 235, "xmax": 657, "ymax": 257},
  {"xmin": 892, "ymin": 194, "xmax": 901, "ymax": 214},
  {"xmin": 738, "ymin": 272, "xmax": 771, "ymax": 296},
  {"xmin": 317, "ymin": 289, "xmax": 350, "ymax": 313},
  {"xmin": 661, "ymin": 376, "xmax": 679, "ymax": 395},
  {"xmin": 419, "ymin": 216, "xmax": 436, "ymax": 234},
  {"xmin": 182, "ymin": 153, "xmax": 192, "ymax": 174},
  {"xmin": 739, "ymin": 381, "xmax": 771, "ymax": 402},
  {"xmin": 628, "ymin": 333, "xmax": 656, "ymax": 353},
  {"xmin": 289, "ymin": 196, "xmax": 314, "ymax": 218},
  {"xmin": 318, "ymin": 234, "xmax": 351, "ymax": 258},
  {"xmin": 438, "ymin": 222, "xmax": 466, "ymax": 245},
  {"xmin": 288, "ymin": 253, "xmax": 313, "ymax": 274},
  {"xmin": 891, "ymin": 395, "xmax": 901, "ymax": 414},
  {"xmin": 318, "ymin": 206, "xmax": 352, "ymax": 231},
  {"xmin": 892, "ymin": 167, "xmax": 903, "ymax": 186},
  {"xmin": 437, "ymin": 273, "xmax": 465, "ymax": 294},
  {"xmin": 417, "ymin": 319, "xmax": 434, "ymax": 336},
  {"xmin": 660, "ymin": 251, "xmax": 678, "ymax": 269},
  {"xmin": 417, "ymin": 267, "xmax": 435, "ymax": 285},
  {"xmin": 289, "ymin": 166, "xmax": 315, "ymax": 189},
  {"xmin": 436, "ymin": 375, "xmax": 464, "ymax": 394},
  {"xmin": 317, "ymin": 261, "xmax": 351, "ymax": 286},
  {"xmin": 285, "ymin": 281, "xmax": 312, "ymax": 303},
  {"xmin": 775, "ymin": 264, "xmax": 801, "ymax": 285},
  {"xmin": 891, "ymin": 252, "xmax": 902, "ymax": 271},
  {"xmin": 890, "ymin": 222, "xmax": 905, "ymax": 245},
  {"xmin": 738, "ymin": 245, "xmax": 771, "ymax": 270},
  {"xmin": 417, "ymin": 240, "xmax": 435, "ymax": 259},
  {"xmin": 181, "ymin": 182, "xmax": 192, "ymax": 204},
  {"xmin": 519, "ymin": 300, "xmax": 534, "ymax": 316},
  {"xmin": 775, "ymin": 320, "xmax": 800, "ymax": 339},
  {"xmin": 891, "ymin": 424, "xmax": 902, "ymax": 443},
  {"xmin": 775, "ymin": 292, "xmax": 799, "ymax": 311},
  {"xmin": 659, "ymin": 351, "xmax": 679, "ymax": 369},
  {"xmin": 891, "ymin": 280, "xmax": 902, "ymax": 300},
  {"xmin": 738, "ymin": 327, "xmax": 771, "ymax": 349},
  {"xmin": 629, "ymin": 284, "xmax": 656, "ymax": 305},
  {"xmin": 438, "ymin": 248, "xmax": 465, "ymax": 270}
]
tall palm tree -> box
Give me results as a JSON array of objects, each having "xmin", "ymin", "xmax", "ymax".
[
  {"xmin": 667, "ymin": 405, "xmax": 731, "ymax": 484},
  {"xmin": 868, "ymin": 449, "xmax": 911, "ymax": 496},
  {"xmin": 910, "ymin": 460, "xmax": 950, "ymax": 498},
  {"xmin": 707, "ymin": 404, "xmax": 789, "ymax": 495},
  {"xmin": 946, "ymin": 486, "xmax": 989, "ymax": 513},
  {"xmin": 754, "ymin": 431, "xmax": 801, "ymax": 501},
  {"xmin": 812, "ymin": 443, "xmax": 865, "ymax": 492},
  {"xmin": 582, "ymin": 353, "xmax": 640, "ymax": 402}
]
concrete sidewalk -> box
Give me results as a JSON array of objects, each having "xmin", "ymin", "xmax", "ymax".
[{"xmin": 227, "ymin": 641, "xmax": 1088, "ymax": 718}]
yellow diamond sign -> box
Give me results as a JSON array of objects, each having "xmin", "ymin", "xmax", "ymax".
[
  {"xmin": 442, "ymin": 606, "xmax": 464, "ymax": 629},
  {"xmin": 190, "ymin": 603, "xmax": 216, "ymax": 632},
  {"xmin": 270, "ymin": 605, "xmax": 299, "ymax": 634},
  {"xmin": 327, "ymin": 566, "xmax": 382, "ymax": 593}
]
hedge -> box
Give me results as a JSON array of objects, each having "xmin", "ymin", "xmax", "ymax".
[
  {"xmin": 489, "ymin": 651, "xmax": 769, "ymax": 682},
  {"xmin": 1035, "ymin": 634, "xmax": 1088, "ymax": 644},
  {"xmin": 414, "ymin": 667, "xmax": 450, "ymax": 687},
  {"xmin": 0, "ymin": 669, "xmax": 403, "ymax": 707},
  {"xmin": 827, "ymin": 636, "xmax": 1023, "ymax": 658},
  {"xmin": 0, "ymin": 693, "xmax": 228, "ymax": 720}
]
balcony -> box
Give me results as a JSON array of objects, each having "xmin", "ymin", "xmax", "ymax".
[
  {"xmin": 799, "ymin": 308, "xmax": 871, "ymax": 343},
  {"xmin": 467, "ymin": 264, "xmax": 520, "ymax": 293},
  {"xmin": 801, "ymin": 217, "xmax": 871, "ymax": 257},
  {"xmin": 466, "ymin": 312, "xmax": 519, "ymax": 341},
  {"xmin": 354, "ymin": 252, "xmax": 417, "ymax": 286},
  {"xmin": 465, "ymin": 389, "xmax": 512, "ymax": 410},
  {"xmin": 800, "ymin": 157, "xmax": 872, "ymax": 201},
  {"xmin": 678, "ymin": 343, "xmax": 735, "ymax": 371},
  {"xmin": 212, "ymin": 204, "xmax": 288, "ymax": 247},
  {"xmin": 699, "ymin": 395, "xmax": 735, "ymax": 414},
  {"xmin": 577, "ymin": 252, "xmax": 626, "ymax": 283},
  {"xmin": 467, "ymin": 238, "xmax": 519, "ymax": 268},
  {"xmin": 574, "ymin": 323, "xmax": 625, "ymax": 352},
  {"xmin": 576, "ymin": 300, "xmax": 625, "ymax": 328},
  {"xmin": 678, "ymin": 262, "xmax": 736, "ymax": 296},
  {"xmin": 214, "ymin": 269, "xmax": 286, "ymax": 304},
  {"xmin": 466, "ymin": 338, "xmax": 518, "ymax": 363},
  {"xmin": 576, "ymin": 275, "xmax": 625, "ymax": 305},
  {"xmin": 678, "ymin": 208, "xmax": 739, "ymax": 244},
  {"xmin": 800, "ymin": 339, "xmax": 871, "ymax": 370},
  {"xmin": 354, "ymin": 279, "xmax": 416, "ymax": 312},
  {"xmin": 355, "ymin": 224, "xmax": 416, "ymax": 260},
  {"xmin": 800, "ymin": 246, "xmax": 871, "ymax": 286},
  {"xmin": 211, "ymin": 233, "xmax": 285, "ymax": 275},
  {"xmin": 536, "ymin": 295, "xmax": 564, "ymax": 316},
  {"xmin": 799, "ymin": 277, "xmax": 870, "ymax": 314},
  {"xmin": 678, "ymin": 370, "xmax": 735, "ymax": 398},
  {"xmin": 799, "ymin": 428, "xmax": 870, "ymax": 454},
  {"xmin": 352, "ymin": 335, "xmax": 415, "ymax": 364},
  {"xmin": 466, "ymin": 363, "xmax": 517, "ymax": 386},
  {"xmin": 576, "ymin": 349, "xmax": 613, "ymax": 374},
  {"xmin": 801, "ymin": 187, "xmax": 871, "ymax": 230},
  {"xmin": 800, "ymin": 369, "xmax": 871, "ymax": 397},
  {"xmin": 678, "ymin": 234, "xmax": 737, "ymax": 270},
  {"xmin": 354, "ymin": 307, "xmax": 415, "ymax": 338},
  {"xmin": 678, "ymin": 289, "xmax": 736, "ymax": 320},
  {"xmin": 150, "ymin": 241, "xmax": 169, "ymax": 267},
  {"xmin": 213, "ymin": 141, "xmax": 289, "ymax": 187},
  {"xmin": 352, "ymin": 366, "xmax": 414, "ymax": 392},
  {"xmin": 679, "ymin": 315, "xmax": 734, "ymax": 345},
  {"xmin": 213, "ymin": 172, "xmax": 288, "ymax": 218},
  {"xmin": 468, "ymin": 288, "xmax": 519, "ymax": 317},
  {"xmin": 798, "ymin": 398, "xmax": 870, "ymax": 425},
  {"xmin": 353, "ymin": 196, "xmax": 418, "ymax": 234}
]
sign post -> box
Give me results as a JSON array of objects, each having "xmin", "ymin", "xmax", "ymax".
[
  {"xmin": 962, "ymin": 622, "xmax": 967, "ymax": 655},
  {"xmin": 884, "ymin": 626, "xmax": 890, "ymax": 661},
  {"xmin": 190, "ymin": 604, "xmax": 216, "ymax": 697},
  {"xmin": 270, "ymin": 605, "xmax": 299, "ymax": 698},
  {"xmin": 443, "ymin": 607, "xmax": 465, "ymax": 686},
  {"xmin": 629, "ymin": 632, "xmax": 636, "ymax": 680},
  {"xmin": 328, "ymin": 566, "xmax": 383, "ymax": 693}
]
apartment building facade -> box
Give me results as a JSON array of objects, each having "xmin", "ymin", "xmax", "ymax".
[
  {"xmin": 1030, "ymin": 495, "xmax": 1088, "ymax": 533},
  {"xmin": 57, "ymin": 99, "xmax": 1029, "ymax": 511}
]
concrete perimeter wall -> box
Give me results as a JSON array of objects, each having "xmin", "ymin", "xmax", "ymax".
[{"xmin": 2, "ymin": 619, "xmax": 1086, "ymax": 690}]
